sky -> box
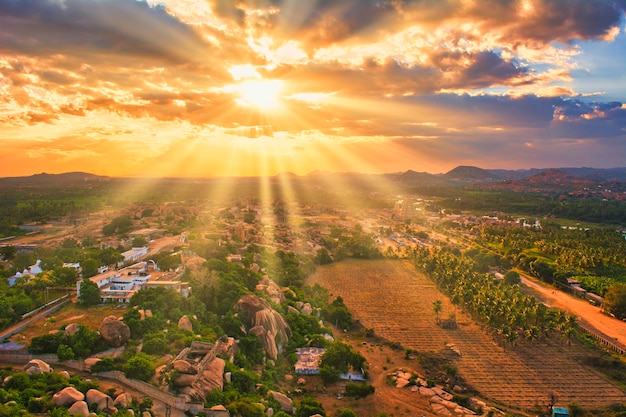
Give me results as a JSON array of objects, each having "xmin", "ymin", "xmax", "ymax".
[{"xmin": 1, "ymin": 0, "xmax": 625, "ymax": 178}]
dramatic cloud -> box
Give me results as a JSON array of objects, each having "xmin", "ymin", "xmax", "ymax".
[{"xmin": 0, "ymin": 0, "xmax": 624, "ymax": 177}]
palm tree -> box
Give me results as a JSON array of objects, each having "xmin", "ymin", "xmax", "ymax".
[
  {"xmin": 523, "ymin": 325, "xmax": 540, "ymax": 344},
  {"xmin": 433, "ymin": 300, "xmax": 443, "ymax": 325},
  {"xmin": 560, "ymin": 314, "xmax": 577, "ymax": 346}
]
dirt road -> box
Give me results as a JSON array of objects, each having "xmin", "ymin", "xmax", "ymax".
[
  {"xmin": 520, "ymin": 274, "xmax": 626, "ymax": 349},
  {"xmin": 146, "ymin": 235, "xmax": 184, "ymax": 257}
]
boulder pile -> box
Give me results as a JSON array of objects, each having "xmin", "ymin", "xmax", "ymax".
[
  {"xmin": 235, "ymin": 295, "xmax": 290, "ymax": 359},
  {"xmin": 99, "ymin": 316, "xmax": 131, "ymax": 347},
  {"xmin": 390, "ymin": 368, "xmax": 501, "ymax": 416}
]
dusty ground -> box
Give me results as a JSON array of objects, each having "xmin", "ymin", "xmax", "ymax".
[
  {"xmin": 283, "ymin": 338, "xmax": 440, "ymax": 417},
  {"xmin": 520, "ymin": 274, "xmax": 626, "ymax": 348},
  {"xmin": 307, "ymin": 259, "xmax": 626, "ymax": 413},
  {"xmin": 8, "ymin": 303, "xmax": 126, "ymax": 344}
]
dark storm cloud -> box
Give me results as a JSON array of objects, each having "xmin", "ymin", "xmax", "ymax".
[
  {"xmin": 460, "ymin": 51, "xmax": 527, "ymax": 87},
  {"xmin": 397, "ymin": 94, "xmax": 625, "ymax": 139},
  {"xmin": 39, "ymin": 70, "xmax": 76, "ymax": 86},
  {"xmin": 273, "ymin": 49, "xmax": 527, "ymax": 98},
  {"xmin": 552, "ymin": 100, "xmax": 626, "ymax": 138},
  {"xmin": 210, "ymin": 0, "xmax": 401, "ymax": 45},
  {"xmin": 210, "ymin": 0, "xmax": 625, "ymax": 46},
  {"xmin": 0, "ymin": 0, "xmax": 209, "ymax": 63},
  {"xmin": 500, "ymin": 0, "xmax": 626, "ymax": 43}
]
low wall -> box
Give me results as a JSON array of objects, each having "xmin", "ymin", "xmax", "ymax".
[
  {"xmin": 0, "ymin": 352, "xmax": 229, "ymax": 417},
  {"xmin": 578, "ymin": 320, "xmax": 626, "ymax": 355},
  {"xmin": 95, "ymin": 371, "xmax": 190, "ymax": 410},
  {"xmin": 0, "ymin": 297, "xmax": 72, "ymax": 342}
]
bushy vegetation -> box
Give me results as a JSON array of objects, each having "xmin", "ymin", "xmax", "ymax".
[
  {"xmin": 439, "ymin": 190, "xmax": 626, "ymax": 224},
  {"xmin": 28, "ymin": 324, "xmax": 107, "ymax": 359},
  {"xmin": 0, "ymin": 367, "xmax": 149, "ymax": 417}
]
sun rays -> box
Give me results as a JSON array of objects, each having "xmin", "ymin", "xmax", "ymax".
[{"xmin": 234, "ymin": 79, "xmax": 284, "ymax": 111}]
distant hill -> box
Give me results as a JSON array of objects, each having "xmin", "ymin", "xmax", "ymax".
[
  {"xmin": 500, "ymin": 169, "xmax": 592, "ymax": 190},
  {"xmin": 443, "ymin": 166, "xmax": 503, "ymax": 184},
  {"xmin": 486, "ymin": 167, "xmax": 626, "ymax": 182},
  {"xmin": 0, "ymin": 172, "xmax": 110, "ymax": 187},
  {"xmin": 1, "ymin": 166, "xmax": 625, "ymax": 191}
]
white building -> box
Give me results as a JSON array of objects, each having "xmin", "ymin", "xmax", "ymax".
[
  {"xmin": 122, "ymin": 246, "xmax": 148, "ymax": 263},
  {"xmin": 77, "ymin": 261, "xmax": 188, "ymax": 303}
]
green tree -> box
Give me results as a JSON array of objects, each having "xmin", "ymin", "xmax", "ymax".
[
  {"xmin": 78, "ymin": 279, "xmax": 101, "ymax": 306},
  {"xmin": 319, "ymin": 365, "xmax": 340, "ymax": 385},
  {"xmin": 295, "ymin": 396, "xmax": 325, "ymax": 417},
  {"xmin": 103, "ymin": 215, "xmax": 133, "ymax": 236},
  {"xmin": 14, "ymin": 252, "xmax": 36, "ymax": 272},
  {"xmin": 61, "ymin": 238, "xmax": 80, "ymax": 249},
  {"xmin": 132, "ymin": 236, "xmax": 148, "ymax": 247},
  {"xmin": 603, "ymin": 283, "xmax": 626, "ymax": 319},
  {"xmin": 124, "ymin": 353, "xmax": 155, "ymax": 381},
  {"xmin": 0, "ymin": 245, "xmax": 16, "ymax": 262},
  {"xmin": 243, "ymin": 212, "xmax": 255, "ymax": 224},
  {"xmin": 320, "ymin": 342, "xmax": 365, "ymax": 375},
  {"xmin": 53, "ymin": 266, "xmax": 78, "ymax": 287},
  {"xmin": 337, "ymin": 409, "xmax": 357, "ymax": 417},
  {"xmin": 345, "ymin": 383, "xmax": 375, "ymax": 399},
  {"xmin": 141, "ymin": 336, "xmax": 168, "ymax": 356},
  {"xmin": 432, "ymin": 299, "xmax": 443, "ymax": 324},
  {"xmin": 323, "ymin": 296, "xmax": 352, "ymax": 330},
  {"xmin": 81, "ymin": 258, "xmax": 99, "ymax": 278},
  {"xmin": 99, "ymin": 247, "xmax": 123, "ymax": 266},
  {"xmin": 314, "ymin": 248, "xmax": 333, "ymax": 265},
  {"xmin": 56, "ymin": 344, "xmax": 75, "ymax": 361},
  {"xmin": 228, "ymin": 400, "xmax": 264, "ymax": 417},
  {"xmin": 503, "ymin": 270, "xmax": 521, "ymax": 285}
]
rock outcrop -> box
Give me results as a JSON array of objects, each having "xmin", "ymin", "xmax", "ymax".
[
  {"xmin": 86, "ymin": 389, "xmax": 116, "ymax": 413},
  {"xmin": 24, "ymin": 359, "xmax": 52, "ymax": 374},
  {"xmin": 255, "ymin": 277, "xmax": 285, "ymax": 304},
  {"xmin": 267, "ymin": 391, "xmax": 293, "ymax": 413},
  {"xmin": 99, "ymin": 316, "xmax": 131, "ymax": 347},
  {"xmin": 64, "ymin": 323, "xmax": 80, "ymax": 336},
  {"xmin": 300, "ymin": 303, "xmax": 313, "ymax": 315},
  {"xmin": 234, "ymin": 295, "xmax": 290, "ymax": 359},
  {"xmin": 52, "ymin": 387, "xmax": 84, "ymax": 407},
  {"xmin": 390, "ymin": 367, "xmax": 492, "ymax": 416},
  {"xmin": 114, "ymin": 393, "xmax": 133, "ymax": 409},
  {"xmin": 178, "ymin": 315, "xmax": 193, "ymax": 332},
  {"xmin": 84, "ymin": 357, "xmax": 101, "ymax": 371},
  {"xmin": 179, "ymin": 356, "xmax": 226, "ymax": 401},
  {"xmin": 68, "ymin": 401, "xmax": 90, "ymax": 417},
  {"xmin": 173, "ymin": 359, "xmax": 197, "ymax": 374}
]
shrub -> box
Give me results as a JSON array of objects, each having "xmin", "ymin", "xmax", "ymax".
[
  {"xmin": 142, "ymin": 337, "xmax": 168, "ymax": 356},
  {"xmin": 344, "ymin": 383, "xmax": 375, "ymax": 399},
  {"xmin": 337, "ymin": 409, "xmax": 357, "ymax": 417},
  {"xmin": 124, "ymin": 353, "xmax": 155, "ymax": 382},
  {"xmin": 90, "ymin": 357, "xmax": 115, "ymax": 373},
  {"xmin": 56, "ymin": 344, "xmax": 75, "ymax": 361}
]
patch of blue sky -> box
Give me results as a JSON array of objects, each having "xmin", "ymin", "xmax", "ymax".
[{"xmin": 571, "ymin": 26, "xmax": 626, "ymax": 102}]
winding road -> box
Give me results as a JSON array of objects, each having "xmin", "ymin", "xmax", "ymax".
[{"xmin": 520, "ymin": 273, "xmax": 626, "ymax": 351}]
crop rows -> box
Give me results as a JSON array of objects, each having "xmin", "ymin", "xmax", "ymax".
[{"xmin": 308, "ymin": 259, "xmax": 626, "ymax": 411}]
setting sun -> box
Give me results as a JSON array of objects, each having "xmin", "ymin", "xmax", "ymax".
[{"xmin": 235, "ymin": 79, "xmax": 284, "ymax": 110}]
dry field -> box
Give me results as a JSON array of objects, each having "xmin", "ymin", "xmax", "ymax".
[
  {"xmin": 9, "ymin": 303, "xmax": 126, "ymax": 344},
  {"xmin": 307, "ymin": 259, "xmax": 626, "ymax": 413}
]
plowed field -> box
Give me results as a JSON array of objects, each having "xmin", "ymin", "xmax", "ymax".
[{"xmin": 307, "ymin": 259, "xmax": 626, "ymax": 412}]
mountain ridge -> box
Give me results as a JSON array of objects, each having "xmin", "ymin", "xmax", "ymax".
[{"xmin": 1, "ymin": 166, "xmax": 626, "ymax": 187}]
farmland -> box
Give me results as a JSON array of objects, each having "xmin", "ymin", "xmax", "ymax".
[{"xmin": 308, "ymin": 259, "xmax": 626, "ymax": 412}]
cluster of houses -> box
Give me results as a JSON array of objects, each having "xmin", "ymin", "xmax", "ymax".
[
  {"xmin": 566, "ymin": 278, "xmax": 604, "ymax": 306},
  {"xmin": 77, "ymin": 260, "xmax": 189, "ymax": 304},
  {"xmin": 7, "ymin": 259, "xmax": 44, "ymax": 286},
  {"xmin": 5, "ymin": 227, "xmax": 191, "ymax": 304}
]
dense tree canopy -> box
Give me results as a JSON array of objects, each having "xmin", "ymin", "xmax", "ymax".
[
  {"xmin": 77, "ymin": 279, "xmax": 101, "ymax": 306},
  {"xmin": 603, "ymin": 283, "xmax": 626, "ymax": 320}
]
